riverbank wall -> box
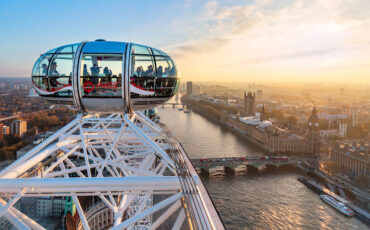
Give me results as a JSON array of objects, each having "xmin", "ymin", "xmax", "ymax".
[{"xmin": 186, "ymin": 101, "xmax": 302, "ymax": 156}]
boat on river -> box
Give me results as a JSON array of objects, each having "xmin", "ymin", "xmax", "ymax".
[{"xmin": 320, "ymin": 194, "xmax": 355, "ymax": 217}]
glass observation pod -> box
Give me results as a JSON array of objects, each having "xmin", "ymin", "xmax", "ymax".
[{"xmin": 31, "ymin": 40, "xmax": 180, "ymax": 112}]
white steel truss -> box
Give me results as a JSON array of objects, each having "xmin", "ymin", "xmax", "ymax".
[{"xmin": 0, "ymin": 112, "xmax": 224, "ymax": 230}]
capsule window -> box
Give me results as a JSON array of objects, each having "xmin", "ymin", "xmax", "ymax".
[
  {"xmin": 47, "ymin": 54, "xmax": 73, "ymax": 95},
  {"xmin": 152, "ymin": 48, "xmax": 168, "ymax": 56},
  {"xmin": 130, "ymin": 54, "xmax": 156, "ymax": 98},
  {"xmin": 155, "ymin": 78, "xmax": 177, "ymax": 97},
  {"xmin": 32, "ymin": 54, "xmax": 52, "ymax": 76},
  {"xmin": 132, "ymin": 45, "xmax": 151, "ymax": 55},
  {"xmin": 131, "ymin": 55, "xmax": 155, "ymax": 78},
  {"xmin": 72, "ymin": 44, "xmax": 80, "ymax": 53},
  {"xmin": 155, "ymin": 56, "xmax": 176, "ymax": 78},
  {"xmin": 80, "ymin": 54, "xmax": 122, "ymax": 98},
  {"xmin": 32, "ymin": 76, "xmax": 49, "ymax": 92},
  {"xmin": 57, "ymin": 45, "xmax": 73, "ymax": 53},
  {"xmin": 49, "ymin": 54, "xmax": 73, "ymax": 76},
  {"xmin": 32, "ymin": 54, "xmax": 52, "ymax": 94}
]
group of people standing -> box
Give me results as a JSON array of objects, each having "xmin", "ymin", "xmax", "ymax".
[
  {"xmin": 134, "ymin": 65, "xmax": 175, "ymax": 78},
  {"xmin": 42, "ymin": 62, "xmax": 59, "ymax": 76},
  {"xmin": 83, "ymin": 64, "xmax": 112, "ymax": 77}
]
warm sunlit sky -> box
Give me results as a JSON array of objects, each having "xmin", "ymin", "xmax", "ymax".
[{"xmin": 0, "ymin": 0, "xmax": 369, "ymax": 82}]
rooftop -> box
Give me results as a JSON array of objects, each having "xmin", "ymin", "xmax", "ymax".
[
  {"xmin": 238, "ymin": 116, "xmax": 272, "ymax": 128},
  {"xmin": 334, "ymin": 140, "xmax": 370, "ymax": 162}
]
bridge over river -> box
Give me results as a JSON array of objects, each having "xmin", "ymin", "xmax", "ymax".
[
  {"xmin": 161, "ymin": 102, "xmax": 185, "ymax": 108},
  {"xmin": 190, "ymin": 156, "xmax": 316, "ymax": 175}
]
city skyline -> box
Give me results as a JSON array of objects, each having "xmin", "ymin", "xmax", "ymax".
[
  {"xmin": 0, "ymin": 0, "xmax": 369, "ymax": 83},
  {"xmin": 0, "ymin": 75, "xmax": 369, "ymax": 229}
]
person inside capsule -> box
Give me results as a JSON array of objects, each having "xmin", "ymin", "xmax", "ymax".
[
  {"xmin": 42, "ymin": 64, "xmax": 48, "ymax": 75},
  {"xmin": 32, "ymin": 41, "xmax": 180, "ymax": 111},
  {"xmin": 83, "ymin": 64, "xmax": 90, "ymax": 76}
]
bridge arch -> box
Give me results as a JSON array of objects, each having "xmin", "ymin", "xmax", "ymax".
[
  {"xmin": 266, "ymin": 164, "xmax": 278, "ymax": 171},
  {"xmin": 246, "ymin": 164, "xmax": 259, "ymax": 173},
  {"xmin": 278, "ymin": 163, "xmax": 296, "ymax": 171}
]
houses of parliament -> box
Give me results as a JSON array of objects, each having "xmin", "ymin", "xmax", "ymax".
[{"xmin": 221, "ymin": 92, "xmax": 320, "ymax": 155}]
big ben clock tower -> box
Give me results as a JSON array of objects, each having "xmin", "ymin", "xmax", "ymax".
[{"xmin": 307, "ymin": 105, "xmax": 320, "ymax": 155}]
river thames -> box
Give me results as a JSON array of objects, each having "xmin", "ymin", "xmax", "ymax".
[{"xmin": 158, "ymin": 106, "xmax": 368, "ymax": 230}]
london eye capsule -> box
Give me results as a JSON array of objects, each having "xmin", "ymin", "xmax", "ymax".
[{"xmin": 31, "ymin": 40, "xmax": 180, "ymax": 112}]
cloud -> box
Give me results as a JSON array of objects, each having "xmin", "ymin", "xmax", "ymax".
[
  {"xmin": 169, "ymin": 0, "xmax": 370, "ymax": 78},
  {"xmin": 243, "ymin": 48, "xmax": 343, "ymax": 64},
  {"xmin": 255, "ymin": 0, "xmax": 274, "ymax": 6},
  {"xmin": 170, "ymin": 36, "xmax": 230, "ymax": 58}
]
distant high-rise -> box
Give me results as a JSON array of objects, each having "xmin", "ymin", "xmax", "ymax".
[
  {"xmin": 244, "ymin": 92, "xmax": 255, "ymax": 116},
  {"xmin": 10, "ymin": 120, "xmax": 27, "ymax": 137},
  {"xmin": 187, "ymin": 81, "xmax": 193, "ymax": 95}
]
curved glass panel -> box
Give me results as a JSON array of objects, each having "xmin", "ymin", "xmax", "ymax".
[
  {"xmin": 152, "ymin": 48, "xmax": 168, "ymax": 56},
  {"xmin": 132, "ymin": 55, "xmax": 155, "ymax": 77},
  {"xmin": 72, "ymin": 44, "xmax": 79, "ymax": 53},
  {"xmin": 57, "ymin": 45, "xmax": 73, "ymax": 53},
  {"xmin": 155, "ymin": 56, "xmax": 176, "ymax": 78},
  {"xmin": 130, "ymin": 54, "xmax": 156, "ymax": 98},
  {"xmin": 32, "ymin": 54, "xmax": 52, "ymax": 76},
  {"xmin": 47, "ymin": 54, "xmax": 73, "ymax": 96},
  {"xmin": 49, "ymin": 54, "xmax": 73, "ymax": 76},
  {"xmin": 155, "ymin": 78, "xmax": 178, "ymax": 97},
  {"xmin": 32, "ymin": 54, "xmax": 52, "ymax": 95},
  {"xmin": 80, "ymin": 54, "xmax": 122, "ymax": 98},
  {"xmin": 130, "ymin": 48, "xmax": 178, "ymax": 98},
  {"xmin": 132, "ymin": 45, "xmax": 151, "ymax": 55},
  {"xmin": 32, "ymin": 76, "xmax": 49, "ymax": 92}
]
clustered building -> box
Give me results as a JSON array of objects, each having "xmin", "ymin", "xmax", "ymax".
[
  {"xmin": 0, "ymin": 123, "xmax": 9, "ymax": 141},
  {"xmin": 221, "ymin": 91, "xmax": 320, "ymax": 154},
  {"xmin": 331, "ymin": 140, "xmax": 369, "ymax": 177},
  {"xmin": 0, "ymin": 120, "xmax": 27, "ymax": 140},
  {"xmin": 0, "ymin": 197, "xmax": 66, "ymax": 229},
  {"xmin": 10, "ymin": 120, "xmax": 27, "ymax": 137},
  {"xmin": 318, "ymin": 112, "xmax": 348, "ymax": 138}
]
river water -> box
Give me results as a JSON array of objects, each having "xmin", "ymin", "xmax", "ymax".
[{"xmin": 157, "ymin": 106, "xmax": 368, "ymax": 230}]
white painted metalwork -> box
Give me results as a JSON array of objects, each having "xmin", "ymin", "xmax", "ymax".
[{"xmin": 0, "ymin": 112, "xmax": 224, "ymax": 229}]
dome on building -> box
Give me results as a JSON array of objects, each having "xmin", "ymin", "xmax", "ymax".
[{"xmin": 31, "ymin": 40, "xmax": 180, "ymax": 112}]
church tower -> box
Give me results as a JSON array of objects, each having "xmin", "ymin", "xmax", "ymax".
[
  {"xmin": 244, "ymin": 92, "xmax": 255, "ymax": 116},
  {"xmin": 306, "ymin": 105, "xmax": 320, "ymax": 155}
]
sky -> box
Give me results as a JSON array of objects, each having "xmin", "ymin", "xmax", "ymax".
[{"xmin": 0, "ymin": 0, "xmax": 369, "ymax": 83}]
